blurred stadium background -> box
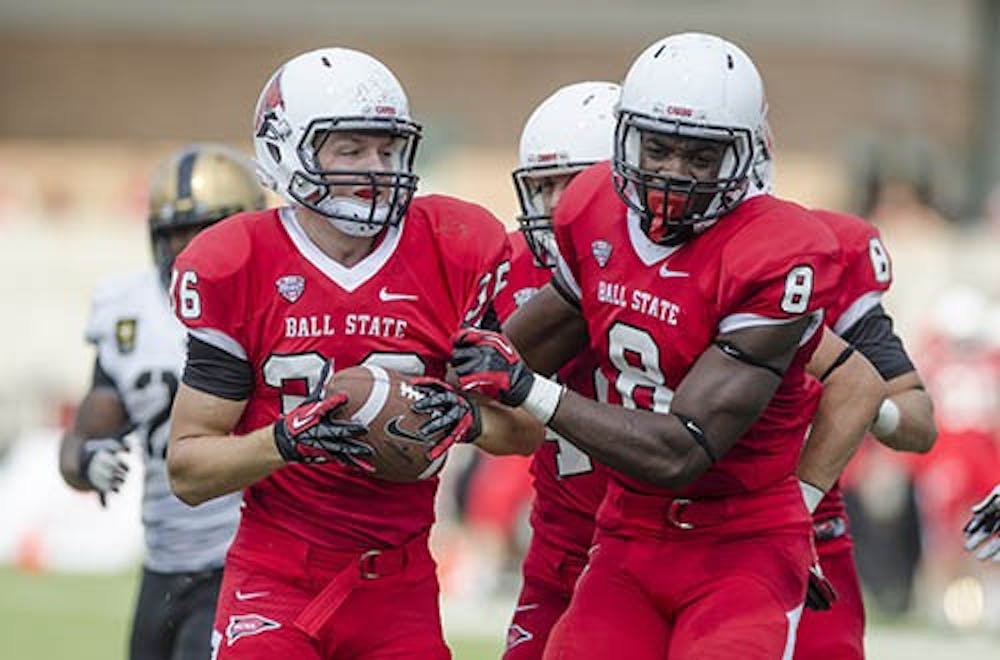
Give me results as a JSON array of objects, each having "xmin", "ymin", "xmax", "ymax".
[{"xmin": 1, "ymin": 1, "xmax": 998, "ymax": 658}]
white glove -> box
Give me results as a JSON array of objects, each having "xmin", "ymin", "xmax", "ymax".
[
  {"xmin": 963, "ymin": 485, "xmax": 1000, "ymax": 562},
  {"xmin": 80, "ymin": 438, "xmax": 130, "ymax": 499}
]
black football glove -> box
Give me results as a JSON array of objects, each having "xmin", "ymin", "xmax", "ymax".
[
  {"xmin": 273, "ymin": 363, "xmax": 373, "ymax": 471},
  {"xmin": 964, "ymin": 485, "xmax": 1000, "ymax": 561},
  {"xmin": 450, "ymin": 327, "xmax": 534, "ymax": 406},
  {"xmin": 409, "ymin": 377, "xmax": 482, "ymax": 460},
  {"xmin": 805, "ymin": 561, "xmax": 838, "ymax": 611}
]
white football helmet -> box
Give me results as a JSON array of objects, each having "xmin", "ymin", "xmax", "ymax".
[
  {"xmin": 514, "ymin": 81, "xmax": 619, "ymax": 267},
  {"xmin": 613, "ymin": 32, "xmax": 769, "ymax": 245},
  {"xmin": 253, "ymin": 48, "xmax": 421, "ymax": 237}
]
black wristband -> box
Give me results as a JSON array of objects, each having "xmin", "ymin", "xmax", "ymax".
[{"xmin": 674, "ymin": 412, "xmax": 718, "ymax": 463}]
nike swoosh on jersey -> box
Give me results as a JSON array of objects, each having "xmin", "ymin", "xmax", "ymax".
[
  {"xmin": 235, "ymin": 590, "xmax": 270, "ymax": 601},
  {"xmin": 658, "ymin": 264, "xmax": 690, "ymax": 278},
  {"xmin": 378, "ymin": 287, "xmax": 418, "ymax": 302}
]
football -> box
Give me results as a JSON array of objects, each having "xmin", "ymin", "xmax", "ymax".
[{"xmin": 327, "ymin": 364, "xmax": 449, "ymax": 483}]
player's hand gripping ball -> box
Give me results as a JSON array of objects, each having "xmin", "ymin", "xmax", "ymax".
[{"xmin": 326, "ymin": 365, "xmax": 481, "ymax": 482}]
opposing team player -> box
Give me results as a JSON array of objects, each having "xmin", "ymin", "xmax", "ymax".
[
  {"xmin": 496, "ymin": 81, "xmax": 618, "ymax": 659},
  {"xmin": 452, "ymin": 33, "xmax": 884, "ymax": 658},
  {"xmin": 793, "ymin": 207, "xmax": 938, "ymax": 659},
  {"xmin": 59, "ymin": 144, "xmax": 265, "ymax": 660},
  {"xmin": 166, "ymin": 48, "xmax": 540, "ymax": 659}
]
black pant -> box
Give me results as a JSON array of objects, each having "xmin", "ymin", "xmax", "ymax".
[{"xmin": 129, "ymin": 567, "xmax": 223, "ymax": 660}]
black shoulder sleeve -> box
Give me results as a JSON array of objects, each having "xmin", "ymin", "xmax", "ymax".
[
  {"xmin": 839, "ymin": 304, "xmax": 915, "ymax": 381},
  {"xmin": 182, "ymin": 335, "xmax": 254, "ymax": 401}
]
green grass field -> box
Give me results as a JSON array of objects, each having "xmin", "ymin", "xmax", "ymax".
[
  {"xmin": 2, "ymin": 566, "xmax": 997, "ymax": 659},
  {"xmin": 0, "ymin": 567, "xmax": 502, "ymax": 660}
]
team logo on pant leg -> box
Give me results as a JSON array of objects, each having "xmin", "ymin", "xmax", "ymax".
[
  {"xmin": 506, "ymin": 623, "xmax": 534, "ymax": 651},
  {"xmin": 226, "ymin": 614, "xmax": 281, "ymax": 646}
]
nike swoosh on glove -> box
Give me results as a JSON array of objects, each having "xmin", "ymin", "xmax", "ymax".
[
  {"xmin": 450, "ymin": 327, "xmax": 534, "ymax": 406},
  {"xmin": 273, "ymin": 362, "xmax": 373, "ymax": 470},
  {"xmin": 408, "ymin": 377, "xmax": 482, "ymax": 460}
]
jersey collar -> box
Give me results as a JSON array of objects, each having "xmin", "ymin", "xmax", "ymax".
[{"xmin": 279, "ymin": 207, "xmax": 403, "ymax": 292}]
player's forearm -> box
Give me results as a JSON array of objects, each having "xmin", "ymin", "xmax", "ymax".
[
  {"xmin": 167, "ymin": 426, "xmax": 284, "ymax": 505},
  {"xmin": 474, "ymin": 402, "xmax": 545, "ymax": 456},
  {"xmin": 548, "ymin": 389, "xmax": 708, "ymax": 489},
  {"xmin": 59, "ymin": 387, "xmax": 130, "ymax": 492},
  {"xmin": 504, "ymin": 284, "xmax": 588, "ymax": 376},
  {"xmin": 58, "ymin": 430, "xmax": 91, "ymax": 491},
  {"xmin": 873, "ymin": 387, "xmax": 936, "ymax": 453},
  {"xmin": 797, "ymin": 353, "xmax": 885, "ymax": 492}
]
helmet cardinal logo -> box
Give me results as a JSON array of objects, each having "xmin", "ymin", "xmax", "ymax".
[{"xmin": 255, "ymin": 71, "xmax": 285, "ymax": 138}]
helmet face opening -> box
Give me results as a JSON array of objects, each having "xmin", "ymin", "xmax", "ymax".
[
  {"xmin": 288, "ymin": 118, "xmax": 421, "ymax": 231},
  {"xmin": 613, "ymin": 110, "xmax": 753, "ymax": 246},
  {"xmin": 512, "ymin": 162, "xmax": 592, "ymax": 268},
  {"xmin": 150, "ymin": 220, "xmax": 221, "ymax": 287}
]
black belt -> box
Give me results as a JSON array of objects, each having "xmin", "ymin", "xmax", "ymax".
[{"xmin": 812, "ymin": 516, "xmax": 847, "ymax": 542}]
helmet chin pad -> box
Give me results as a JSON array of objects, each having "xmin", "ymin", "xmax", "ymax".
[
  {"xmin": 319, "ymin": 196, "xmax": 391, "ymax": 237},
  {"xmin": 641, "ymin": 188, "xmax": 715, "ymax": 245}
]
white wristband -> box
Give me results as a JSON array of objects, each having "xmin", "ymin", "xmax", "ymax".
[
  {"xmin": 799, "ymin": 480, "xmax": 825, "ymax": 514},
  {"xmin": 520, "ymin": 375, "xmax": 566, "ymax": 425},
  {"xmin": 870, "ymin": 398, "xmax": 901, "ymax": 439}
]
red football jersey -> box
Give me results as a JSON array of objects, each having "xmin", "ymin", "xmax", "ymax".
[
  {"xmin": 552, "ymin": 163, "xmax": 842, "ymax": 500},
  {"xmin": 498, "ymin": 231, "xmax": 608, "ymax": 549},
  {"xmin": 172, "ymin": 198, "xmax": 511, "ymax": 551},
  {"xmin": 815, "ymin": 210, "xmax": 893, "ymax": 335},
  {"xmin": 811, "ymin": 209, "xmax": 894, "ymax": 525}
]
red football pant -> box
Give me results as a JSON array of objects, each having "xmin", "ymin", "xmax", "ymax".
[
  {"xmin": 211, "ymin": 524, "xmax": 449, "ymax": 659},
  {"xmin": 794, "ymin": 537, "xmax": 865, "ymax": 660},
  {"xmin": 504, "ymin": 533, "xmax": 589, "ymax": 660},
  {"xmin": 544, "ymin": 483, "xmax": 812, "ymax": 660}
]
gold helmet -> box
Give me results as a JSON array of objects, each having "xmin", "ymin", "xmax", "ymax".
[{"xmin": 148, "ymin": 143, "xmax": 266, "ymax": 284}]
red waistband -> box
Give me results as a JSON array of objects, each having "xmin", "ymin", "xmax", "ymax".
[
  {"xmin": 597, "ymin": 477, "xmax": 809, "ymax": 536},
  {"xmin": 229, "ymin": 518, "xmax": 431, "ymax": 581}
]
